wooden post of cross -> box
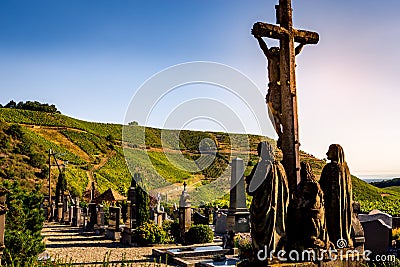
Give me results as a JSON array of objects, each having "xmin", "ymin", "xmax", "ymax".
[{"xmin": 252, "ymin": 0, "xmax": 319, "ymax": 192}]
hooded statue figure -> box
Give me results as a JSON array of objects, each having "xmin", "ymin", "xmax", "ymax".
[
  {"xmin": 319, "ymin": 144, "xmax": 353, "ymax": 248},
  {"xmin": 246, "ymin": 141, "xmax": 289, "ymax": 260},
  {"xmin": 297, "ymin": 161, "xmax": 331, "ymax": 249}
]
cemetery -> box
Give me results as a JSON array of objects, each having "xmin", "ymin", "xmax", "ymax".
[{"xmin": 0, "ymin": 0, "xmax": 400, "ymax": 266}]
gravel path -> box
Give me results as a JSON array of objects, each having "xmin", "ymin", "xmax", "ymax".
[{"xmin": 42, "ymin": 222, "xmax": 178, "ymax": 266}]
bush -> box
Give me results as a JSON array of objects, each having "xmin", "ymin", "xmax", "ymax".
[
  {"xmin": 162, "ymin": 220, "xmax": 181, "ymax": 243},
  {"xmin": 393, "ymin": 228, "xmax": 400, "ymax": 241},
  {"xmin": 133, "ymin": 221, "xmax": 166, "ymax": 245},
  {"xmin": 2, "ymin": 181, "xmax": 45, "ymax": 265},
  {"xmin": 136, "ymin": 182, "xmax": 149, "ymax": 225},
  {"xmin": 185, "ymin": 224, "xmax": 214, "ymax": 244}
]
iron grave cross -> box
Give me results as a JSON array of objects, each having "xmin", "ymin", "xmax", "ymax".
[{"xmin": 252, "ymin": 0, "xmax": 319, "ymax": 192}]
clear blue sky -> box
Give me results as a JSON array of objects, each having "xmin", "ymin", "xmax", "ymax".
[{"xmin": 1, "ymin": 0, "xmax": 400, "ymax": 177}]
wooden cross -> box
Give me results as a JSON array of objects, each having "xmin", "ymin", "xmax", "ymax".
[{"xmin": 253, "ymin": 0, "xmax": 319, "ymax": 192}]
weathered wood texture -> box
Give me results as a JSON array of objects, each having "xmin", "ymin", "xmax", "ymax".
[{"xmin": 252, "ymin": 22, "xmax": 319, "ymax": 44}]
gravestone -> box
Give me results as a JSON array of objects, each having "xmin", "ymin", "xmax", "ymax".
[
  {"xmin": 360, "ymin": 219, "xmax": 392, "ymax": 255},
  {"xmin": 359, "ymin": 210, "xmax": 393, "ymax": 228},
  {"xmin": 87, "ymin": 203, "xmax": 97, "ymax": 230},
  {"xmin": 193, "ymin": 211, "xmax": 209, "ymax": 225},
  {"xmin": 121, "ymin": 175, "xmax": 138, "ymax": 245},
  {"xmin": 155, "ymin": 208, "xmax": 166, "ymax": 227},
  {"xmin": 154, "ymin": 193, "xmax": 166, "ymax": 227},
  {"xmin": 72, "ymin": 198, "xmax": 81, "ymax": 227},
  {"xmin": 57, "ymin": 201, "xmax": 63, "ymax": 222},
  {"xmin": 179, "ymin": 182, "xmax": 192, "ymax": 240},
  {"xmin": 106, "ymin": 206, "xmax": 121, "ymax": 241},
  {"xmin": 81, "ymin": 207, "xmax": 88, "ymax": 228},
  {"xmin": 359, "ymin": 210, "xmax": 392, "ymax": 255},
  {"xmin": 95, "ymin": 205, "xmax": 105, "ymax": 235},
  {"xmin": 62, "ymin": 195, "xmax": 69, "ymax": 224},
  {"xmin": 69, "ymin": 205, "xmax": 74, "ymax": 225},
  {"xmin": 126, "ymin": 176, "xmax": 137, "ymax": 229},
  {"xmin": 215, "ymin": 212, "xmax": 228, "ymax": 234},
  {"xmin": 226, "ymin": 158, "xmax": 250, "ymax": 233}
]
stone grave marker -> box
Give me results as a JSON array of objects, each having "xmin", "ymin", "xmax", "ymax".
[
  {"xmin": 227, "ymin": 158, "xmax": 250, "ymax": 233},
  {"xmin": 361, "ymin": 219, "xmax": 392, "ymax": 255},
  {"xmin": 193, "ymin": 211, "xmax": 209, "ymax": 225},
  {"xmin": 106, "ymin": 206, "xmax": 121, "ymax": 240},
  {"xmin": 359, "ymin": 210, "xmax": 393, "ymax": 228},
  {"xmin": 87, "ymin": 203, "xmax": 97, "ymax": 230},
  {"xmin": 359, "ymin": 210, "xmax": 392, "ymax": 255},
  {"xmin": 215, "ymin": 212, "xmax": 228, "ymax": 234},
  {"xmin": 179, "ymin": 182, "xmax": 192, "ymax": 239},
  {"xmin": 96, "ymin": 204, "xmax": 105, "ymax": 234}
]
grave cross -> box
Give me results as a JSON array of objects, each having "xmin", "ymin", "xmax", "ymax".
[{"xmin": 253, "ymin": 0, "xmax": 319, "ymax": 192}]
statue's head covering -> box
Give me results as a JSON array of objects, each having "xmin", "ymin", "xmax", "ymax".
[
  {"xmin": 327, "ymin": 144, "xmax": 345, "ymax": 164},
  {"xmin": 248, "ymin": 142, "xmax": 275, "ymax": 193},
  {"xmin": 257, "ymin": 141, "xmax": 274, "ymax": 161},
  {"xmin": 300, "ymin": 161, "xmax": 316, "ymax": 183}
]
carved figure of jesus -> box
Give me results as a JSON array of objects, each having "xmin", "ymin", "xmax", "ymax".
[{"xmin": 252, "ymin": 29, "xmax": 304, "ymax": 149}]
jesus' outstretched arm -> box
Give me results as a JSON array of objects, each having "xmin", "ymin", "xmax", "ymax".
[{"xmin": 252, "ymin": 29, "xmax": 271, "ymax": 59}]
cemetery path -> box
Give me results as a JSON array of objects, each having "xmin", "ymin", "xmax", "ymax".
[{"xmin": 42, "ymin": 222, "xmax": 178, "ymax": 266}]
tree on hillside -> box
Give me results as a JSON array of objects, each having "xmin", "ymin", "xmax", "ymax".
[
  {"xmin": 4, "ymin": 100, "xmax": 16, "ymax": 109},
  {"xmin": 3, "ymin": 100, "xmax": 60, "ymax": 114}
]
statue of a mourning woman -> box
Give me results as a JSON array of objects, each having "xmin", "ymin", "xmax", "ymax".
[
  {"xmin": 319, "ymin": 144, "xmax": 353, "ymax": 248},
  {"xmin": 297, "ymin": 161, "xmax": 331, "ymax": 249},
  {"xmin": 245, "ymin": 141, "xmax": 289, "ymax": 259}
]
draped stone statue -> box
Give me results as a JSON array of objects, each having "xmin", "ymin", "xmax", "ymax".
[
  {"xmin": 319, "ymin": 144, "xmax": 353, "ymax": 248},
  {"xmin": 245, "ymin": 141, "xmax": 289, "ymax": 259},
  {"xmin": 297, "ymin": 161, "xmax": 331, "ymax": 249}
]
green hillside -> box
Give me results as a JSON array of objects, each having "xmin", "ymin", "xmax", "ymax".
[{"xmin": 0, "ymin": 107, "xmax": 399, "ymax": 215}]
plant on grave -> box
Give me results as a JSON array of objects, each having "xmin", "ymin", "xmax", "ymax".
[
  {"xmin": 185, "ymin": 224, "xmax": 214, "ymax": 244},
  {"xmin": 234, "ymin": 232, "xmax": 252, "ymax": 258},
  {"xmin": 162, "ymin": 219, "xmax": 180, "ymax": 243},
  {"xmin": 133, "ymin": 221, "xmax": 166, "ymax": 245}
]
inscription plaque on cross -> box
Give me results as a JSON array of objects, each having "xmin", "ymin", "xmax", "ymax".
[{"xmin": 252, "ymin": 0, "xmax": 319, "ymax": 192}]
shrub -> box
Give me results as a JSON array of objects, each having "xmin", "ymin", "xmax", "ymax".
[
  {"xmin": 5, "ymin": 124, "xmax": 24, "ymax": 140},
  {"xmin": 234, "ymin": 232, "xmax": 252, "ymax": 250},
  {"xmin": 393, "ymin": 228, "xmax": 400, "ymax": 241},
  {"xmin": 2, "ymin": 181, "xmax": 45, "ymax": 265},
  {"xmin": 185, "ymin": 224, "xmax": 213, "ymax": 244},
  {"xmin": 136, "ymin": 182, "xmax": 150, "ymax": 225},
  {"xmin": 162, "ymin": 220, "xmax": 181, "ymax": 243},
  {"xmin": 133, "ymin": 221, "xmax": 166, "ymax": 245}
]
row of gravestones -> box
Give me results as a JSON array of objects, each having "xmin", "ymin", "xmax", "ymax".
[
  {"xmin": 47, "ymin": 156, "xmax": 400, "ymax": 256},
  {"xmin": 45, "ymin": 157, "xmax": 400, "ymax": 257}
]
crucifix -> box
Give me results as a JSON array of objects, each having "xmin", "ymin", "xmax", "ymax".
[{"xmin": 252, "ymin": 0, "xmax": 319, "ymax": 193}]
